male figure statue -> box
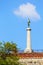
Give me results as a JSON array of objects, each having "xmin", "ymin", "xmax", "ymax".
[{"xmin": 28, "ymin": 18, "xmax": 30, "ymax": 27}]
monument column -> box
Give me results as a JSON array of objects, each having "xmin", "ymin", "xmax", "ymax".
[{"xmin": 24, "ymin": 19, "xmax": 32, "ymax": 53}]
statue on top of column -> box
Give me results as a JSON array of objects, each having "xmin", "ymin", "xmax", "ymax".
[{"xmin": 28, "ymin": 18, "xmax": 30, "ymax": 27}]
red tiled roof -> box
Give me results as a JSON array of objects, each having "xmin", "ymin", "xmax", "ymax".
[{"xmin": 18, "ymin": 52, "xmax": 43, "ymax": 58}]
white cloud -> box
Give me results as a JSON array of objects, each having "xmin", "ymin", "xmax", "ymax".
[{"xmin": 14, "ymin": 3, "xmax": 41, "ymax": 20}]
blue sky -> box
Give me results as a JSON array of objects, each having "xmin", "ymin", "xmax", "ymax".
[{"xmin": 0, "ymin": 0, "xmax": 43, "ymax": 51}]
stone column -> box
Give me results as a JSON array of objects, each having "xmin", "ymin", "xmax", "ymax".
[{"xmin": 24, "ymin": 28, "xmax": 32, "ymax": 53}]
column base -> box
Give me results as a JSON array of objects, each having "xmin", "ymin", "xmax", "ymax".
[{"xmin": 24, "ymin": 48, "xmax": 32, "ymax": 53}]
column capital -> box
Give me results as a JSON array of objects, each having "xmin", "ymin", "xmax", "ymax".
[{"xmin": 26, "ymin": 28, "xmax": 31, "ymax": 31}]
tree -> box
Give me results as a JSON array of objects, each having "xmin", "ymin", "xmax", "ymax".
[
  {"xmin": 0, "ymin": 41, "xmax": 21, "ymax": 65},
  {"xmin": 4, "ymin": 42, "xmax": 18, "ymax": 54}
]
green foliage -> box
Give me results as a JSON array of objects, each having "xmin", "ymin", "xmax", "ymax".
[
  {"xmin": 0, "ymin": 41, "xmax": 21, "ymax": 65},
  {"xmin": 4, "ymin": 42, "xmax": 18, "ymax": 54}
]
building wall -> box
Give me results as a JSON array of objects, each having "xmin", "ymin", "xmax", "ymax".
[{"xmin": 19, "ymin": 58, "xmax": 43, "ymax": 65}]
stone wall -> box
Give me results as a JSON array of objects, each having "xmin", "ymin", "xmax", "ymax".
[{"xmin": 19, "ymin": 58, "xmax": 43, "ymax": 65}]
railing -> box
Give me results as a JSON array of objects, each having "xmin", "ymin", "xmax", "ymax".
[{"xmin": 18, "ymin": 49, "xmax": 43, "ymax": 53}]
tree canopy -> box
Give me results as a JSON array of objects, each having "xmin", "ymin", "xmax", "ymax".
[{"xmin": 0, "ymin": 41, "xmax": 21, "ymax": 65}]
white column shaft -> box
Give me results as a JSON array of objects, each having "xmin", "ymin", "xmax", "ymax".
[
  {"xmin": 24, "ymin": 28, "xmax": 32, "ymax": 53},
  {"xmin": 27, "ymin": 28, "xmax": 31, "ymax": 50}
]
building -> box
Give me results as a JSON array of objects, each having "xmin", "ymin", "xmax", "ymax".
[
  {"xmin": 18, "ymin": 52, "xmax": 43, "ymax": 65},
  {"xmin": 18, "ymin": 19, "xmax": 43, "ymax": 65}
]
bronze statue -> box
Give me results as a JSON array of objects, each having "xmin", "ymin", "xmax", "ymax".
[{"xmin": 28, "ymin": 18, "xmax": 30, "ymax": 27}]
